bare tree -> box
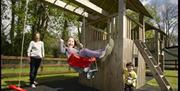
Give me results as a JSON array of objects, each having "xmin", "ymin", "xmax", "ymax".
[
  {"xmin": 160, "ymin": 3, "xmax": 178, "ymax": 46},
  {"xmin": 145, "ymin": 0, "xmax": 178, "ymax": 47}
]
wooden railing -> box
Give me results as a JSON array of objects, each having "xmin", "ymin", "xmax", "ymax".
[
  {"xmin": 145, "ymin": 38, "xmax": 156, "ymax": 51},
  {"xmin": 164, "ymin": 60, "xmax": 178, "ymax": 70},
  {"xmin": 125, "ymin": 15, "xmax": 143, "ymax": 40}
]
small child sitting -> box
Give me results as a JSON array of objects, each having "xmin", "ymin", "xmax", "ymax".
[{"xmin": 123, "ymin": 62, "xmax": 137, "ymax": 91}]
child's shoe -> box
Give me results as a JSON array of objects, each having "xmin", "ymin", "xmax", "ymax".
[
  {"xmin": 99, "ymin": 48, "xmax": 107, "ymax": 58},
  {"xmin": 88, "ymin": 69, "xmax": 98, "ymax": 73},
  {"xmin": 86, "ymin": 70, "xmax": 96, "ymax": 79},
  {"xmin": 31, "ymin": 84, "xmax": 36, "ymax": 88},
  {"xmin": 86, "ymin": 72, "xmax": 91, "ymax": 79},
  {"xmin": 83, "ymin": 67, "xmax": 89, "ymax": 72},
  {"xmin": 34, "ymin": 81, "xmax": 38, "ymax": 85},
  {"xmin": 101, "ymin": 38, "xmax": 114, "ymax": 61}
]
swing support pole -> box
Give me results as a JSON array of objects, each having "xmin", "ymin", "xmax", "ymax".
[
  {"xmin": 18, "ymin": 0, "xmax": 29, "ymax": 87},
  {"xmin": 9, "ymin": 0, "xmax": 29, "ymax": 91}
]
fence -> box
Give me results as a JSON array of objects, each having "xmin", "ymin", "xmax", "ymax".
[
  {"xmin": 164, "ymin": 60, "xmax": 178, "ymax": 70},
  {"xmin": 146, "ymin": 59, "xmax": 178, "ymax": 71},
  {"xmin": 1, "ymin": 55, "xmax": 77, "ymax": 78}
]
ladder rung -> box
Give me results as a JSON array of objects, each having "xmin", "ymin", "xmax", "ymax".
[
  {"xmin": 154, "ymin": 63, "xmax": 161, "ymax": 67},
  {"xmin": 136, "ymin": 41, "xmax": 172, "ymax": 91},
  {"xmin": 160, "ymin": 75, "xmax": 164, "ymax": 78},
  {"xmin": 167, "ymin": 86, "xmax": 171, "ymax": 89},
  {"xmin": 148, "ymin": 56, "xmax": 153, "ymax": 58}
]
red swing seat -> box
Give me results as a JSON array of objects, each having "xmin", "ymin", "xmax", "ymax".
[
  {"xmin": 67, "ymin": 53, "xmax": 96, "ymax": 68},
  {"xmin": 9, "ymin": 85, "xmax": 26, "ymax": 91}
]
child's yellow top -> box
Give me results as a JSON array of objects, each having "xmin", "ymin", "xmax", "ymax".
[{"xmin": 123, "ymin": 68, "xmax": 137, "ymax": 87}]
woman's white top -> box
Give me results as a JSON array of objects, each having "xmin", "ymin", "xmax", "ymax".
[{"xmin": 27, "ymin": 41, "xmax": 45, "ymax": 58}]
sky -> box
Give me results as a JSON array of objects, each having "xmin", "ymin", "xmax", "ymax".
[{"xmin": 141, "ymin": 0, "xmax": 178, "ymax": 5}]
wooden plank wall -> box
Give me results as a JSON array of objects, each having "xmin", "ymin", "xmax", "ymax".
[
  {"xmin": 79, "ymin": 8, "xmax": 146, "ymax": 91},
  {"xmin": 79, "ymin": 14, "xmax": 146, "ymax": 91}
]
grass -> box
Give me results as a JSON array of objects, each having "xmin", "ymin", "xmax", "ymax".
[
  {"xmin": 2, "ymin": 66, "xmax": 72, "ymax": 74},
  {"xmin": 147, "ymin": 70, "xmax": 178, "ymax": 90},
  {"xmin": 1, "ymin": 66, "xmax": 78, "ymax": 89},
  {"xmin": 1, "ymin": 67, "xmax": 178, "ymax": 90}
]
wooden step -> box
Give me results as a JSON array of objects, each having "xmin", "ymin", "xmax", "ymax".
[
  {"xmin": 154, "ymin": 63, "xmax": 161, "ymax": 67},
  {"xmin": 140, "ymin": 42, "xmax": 147, "ymax": 48},
  {"xmin": 135, "ymin": 40, "xmax": 173, "ymax": 91},
  {"xmin": 160, "ymin": 75, "xmax": 164, "ymax": 78},
  {"xmin": 167, "ymin": 85, "xmax": 171, "ymax": 89},
  {"xmin": 148, "ymin": 56, "xmax": 153, "ymax": 59}
]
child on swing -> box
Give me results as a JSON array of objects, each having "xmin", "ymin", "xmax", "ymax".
[{"xmin": 59, "ymin": 36, "xmax": 114, "ymax": 79}]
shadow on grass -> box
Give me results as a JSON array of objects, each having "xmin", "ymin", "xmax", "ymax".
[
  {"xmin": 145, "ymin": 75, "xmax": 154, "ymax": 82},
  {"xmin": 35, "ymin": 74, "xmax": 99, "ymax": 91},
  {"xmin": 2, "ymin": 74, "xmax": 100, "ymax": 91}
]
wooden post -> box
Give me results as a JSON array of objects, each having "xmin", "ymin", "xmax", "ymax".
[
  {"xmin": 139, "ymin": 14, "xmax": 145, "ymax": 42},
  {"xmin": 117, "ymin": 0, "xmax": 126, "ymax": 90},
  {"xmin": 175, "ymin": 60, "xmax": 178, "ymax": 70},
  {"xmin": 154, "ymin": 31, "xmax": 159, "ymax": 65},
  {"xmin": 93, "ymin": 0, "xmax": 126, "ymax": 91},
  {"xmin": 137, "ymin": 13, "xmax": 146, "ymax": 88},
  {"xmin": 159, "ymin": 33, "xmax": 164, "ymax": 72},
  {"xmin": 107, "ymin": 18, "xmax": 112, "ymax": 41},
  {"xmin": 82, "ymin": 16, "xmax": 86, "ymax": 47}
]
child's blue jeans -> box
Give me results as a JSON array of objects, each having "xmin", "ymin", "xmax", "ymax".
[{"xmin": 79, "ymin": 48, "xmax": 104, "ymax": 58}]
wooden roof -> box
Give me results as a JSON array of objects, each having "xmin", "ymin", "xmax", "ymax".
[
  {"xmin": 145, "ymin": 23, "xmax": 167, "ymax": 36},
  {"xmin": 89, "ymin": 0, "xmax": 153, "ymax": 18},
  {"xmin": 126, "ymin": 0, "xmax": 153, "ymax": 18},
  {"xmin": 43, "ymin": 0, "xmax": 153, "ymax": 21},
  {"xmin": 42, "ymin": 0, "xmax": 153, "ymax": 29}
]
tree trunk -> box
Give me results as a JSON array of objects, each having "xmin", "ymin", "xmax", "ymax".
[
  {"xmin": 62, "ymin": 20, "xmax": 69, "ymax": 41},
  {"xmin": 10, "ymin": 0, "xmax": 16, "ymax": 54},
  {"xmin": 77, "ymin": 22, "xmax": 82, "ymax": 42},
  {"xmin": 31, "ymin": 2, "xmax": 49, "ymax": 41}
]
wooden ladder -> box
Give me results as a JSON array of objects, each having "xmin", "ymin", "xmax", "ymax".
[{"xmin": 134, "ymin": 40, "xmax": 173, "ymax": 91}]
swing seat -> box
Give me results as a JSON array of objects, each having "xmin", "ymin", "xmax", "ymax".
[
  {"xmin": 68, "ymin": 53, "xmax": 96, "ymax": 68},
  {"xmin": 9, "ymin": 85, "xmax": 26, "ymax": 91}
]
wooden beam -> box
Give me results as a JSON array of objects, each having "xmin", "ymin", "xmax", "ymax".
[
  {"xmin": 71, "ymin": 0, "xmax": 109, "ymax": 16},
  {"xmin": 126, "ymin": 15, "xmax": 143, "ymax": 28},
  {"xmin": 129, "ymin": 0, "xmax": 153, "ymax": 18},
  {"xmin": 117, "ymin": 0, "xmax": 126, "ymax": 90},
  {"xmin": 126, "ymin": 0, "xmax": 141, "ymax": 14},
  {"xmin": 43, "ymin": 0, "xmax": 98, "ymax": 20},
  {"xmin": 87, "ymin": 13, "xmax": 118, "ymax": 25}
]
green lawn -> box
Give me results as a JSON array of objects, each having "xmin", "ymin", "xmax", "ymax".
[
  {"xmin": 2, "ymin": 66, "xmax": 72, "ymax": 74},
  {"xmin": 147, "ymin": 70, "xmax": 178, "ymax": 90},
  {"xmin": 1, "ymin": 66, "xmax": 78, "ymax": 89},
  {"xmin": 1, "ymin": 67, "xmax": 178, "ymax": 90}
]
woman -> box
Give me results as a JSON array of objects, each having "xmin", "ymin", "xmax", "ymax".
[{"xmin": 27, "ymin": 32, "xmax": 45, "ymax": 88}]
